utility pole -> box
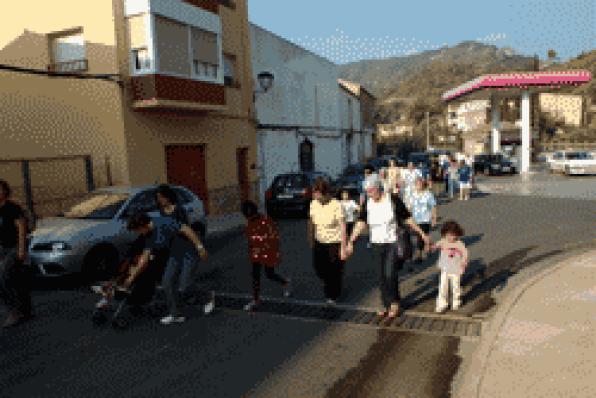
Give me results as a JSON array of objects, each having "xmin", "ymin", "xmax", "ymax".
[{"xmin": 426, "ymin": 111, "xmax": 430, "ymax": 150}]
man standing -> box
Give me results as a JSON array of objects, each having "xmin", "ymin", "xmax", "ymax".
[
  {"xmin": 125, "ymin": 212, "xmax": 208, "ymax": 325},
  {"xmin": 0, "ymin": 179, "xmax": 32, "ymax": 328}
]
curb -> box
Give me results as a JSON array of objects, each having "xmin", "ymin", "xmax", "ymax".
[{"xmin": 454, "ymin": 247, "xmax": 596, "ymax": 398}]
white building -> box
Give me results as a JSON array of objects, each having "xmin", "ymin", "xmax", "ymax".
[{"xmin": 251, "ymin": 24, "xmax": 370, "ymax": 204}]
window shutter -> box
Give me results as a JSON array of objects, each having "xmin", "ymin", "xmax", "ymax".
[
  {"xmin": 155, "ymin": 15, "xmax": 190, "ymax": 75},
  {"xmin": 191, "ymin": 27, "xmax": 219, "ymax": 65}
]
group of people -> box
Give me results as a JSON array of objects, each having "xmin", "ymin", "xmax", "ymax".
[
  {"xmin": 1, "ymin": 161, "xmax": 471, "ymax": 329},
  {"xmin": 299, "ymin": 162, "xmax": 469, "ymax": 318}
]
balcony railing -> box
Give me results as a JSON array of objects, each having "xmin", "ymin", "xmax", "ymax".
[{"xmin": 47, "ymin": 59, "xmax": 88, "ymax": 73}]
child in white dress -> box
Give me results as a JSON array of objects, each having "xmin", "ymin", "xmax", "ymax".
[{"xmin": 428, "ymin": 221, "xmax": 468, "ymax": 313}]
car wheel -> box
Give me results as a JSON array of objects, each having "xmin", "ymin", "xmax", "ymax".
[
  {"xmin": 82, "ymin": 245, "xmax": 119, "ymax": 283},
  {"xmin": 266, "ymin": 205, "xmax": 278, "ymax": 219}
]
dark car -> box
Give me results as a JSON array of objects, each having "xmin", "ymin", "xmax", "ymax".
[
  {"xmin": 473, "ymin": 154, "xmax": 491, "ymax": 174},
  {"xmin": 475, "ymin": 154, "xmax": 517, "ymax": 175},
  {"xmin": 265, "ymin": 171, "xmax": 333, "ymax": 217},
  {"xmin": 335, "ymin": 164, "xmax": 367, "ymax": 200}
]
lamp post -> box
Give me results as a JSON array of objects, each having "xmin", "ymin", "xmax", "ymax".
[{"xmin": 253, "ymin": 71, "xmax": 275, "ymax": 212}]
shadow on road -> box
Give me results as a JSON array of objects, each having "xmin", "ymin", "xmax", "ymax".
[{"xmin": 400, "ymin": 245, "xmax": 569, "ymax": 315}]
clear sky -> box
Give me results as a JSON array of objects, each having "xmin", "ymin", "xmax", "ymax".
[{"xmin": 248, "ymin": 0, "xmax": 596, "ymax": 64}]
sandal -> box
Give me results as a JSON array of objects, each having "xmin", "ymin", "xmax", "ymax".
[{"xmin": 377, "ymin": 309, "xmax": 388, "ymax": 317}]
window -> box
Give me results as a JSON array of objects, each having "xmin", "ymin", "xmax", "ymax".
[
  {"xmin": 223, "ymin": 53, "xmax": 237, "ymax": 86},
  {"xmin": 155, "ymin": 15, "xmax": 191, "ymax": 75},
  {"xmin": 126, "ymin": 190, "xmax": 158, "ymax": 215},
  {"xmin": 132, "ymin": 48, "xmax": 151, "ymax": 71},
  {"xmin": 48, "ymin": 29, "xmax": 87, "ymax": 72},
  {"xmin": 191, "ymin": 27, "xmax": 219, "ymax": 79},
  {"xmin": 128, "ymin": 15, "xmax": 151, "ymax": 72}
]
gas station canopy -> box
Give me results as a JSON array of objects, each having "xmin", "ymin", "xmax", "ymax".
[{"xmin": 442, "ymin": 70, "xmax": 592, "ymax": 102}]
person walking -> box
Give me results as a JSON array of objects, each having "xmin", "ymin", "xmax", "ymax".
[
  {"xmin": 308, "ymin": 178, "xmax": 347, "ymax": 305},
  {"xmin": 441, "ymin": 156, "xmax": 451, "ymax": 197},
  {"xmin": 447, "ymin": 158, "xmax": 459, "ymax": 199},
  {"xmin": 386, "ymin": 159, "xmax": 401, "ymax": 195},
  {"xmin": 241, "ymin": 200, "xmax": 291, "ymax": 311},
  {"xmin": 457, "ymin": 160, "xmax": 473, "ymax": 201},
  {"xmin": 0, "ymin": 180, "xmax": 32, "ymax": 328},
  {"xmin": 340, "ymin": 190, "xmax": 359, "ymax": 238},
  {"xmin": 155, "ymin": 185, "xmax": 215, "ymax": 315},
  {"xmin": 346, "ymin": 175, "xmax": 430, "ymax": 318},
  {"xmin": 428, "ymin": 221, "xmax": 468, "ymax": 313},
  {"xmin": 401, "ymin": 161, "xmax": 421, "ymax": 210},
  {"xmin": 410, "ymin": 177, "xmax": 437, "ymax": 264},
  {"xmin": 126, "ymin": 212, "xmax": 207, "ymax": 325}
]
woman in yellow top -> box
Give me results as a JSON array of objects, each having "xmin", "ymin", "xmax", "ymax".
[{"xmin": 307, "ymin": 178, "xmax": 347, "ymax": 305}]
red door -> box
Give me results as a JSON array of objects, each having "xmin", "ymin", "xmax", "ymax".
[
  {"xmin": 165, "ymin": 145, "xmax": 209, "ymax": 214},
  {"xmin": 237, "ymin": 147, "xmax": 249, "ymax": 203}
]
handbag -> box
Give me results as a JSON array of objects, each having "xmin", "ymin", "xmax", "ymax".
[{"xmin": 395, "ymin": 226, "xmax": 413, "ymax": 261}]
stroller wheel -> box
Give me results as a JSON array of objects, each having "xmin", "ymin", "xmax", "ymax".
[{"xmin": 92, "ymin": 310, "xmax": 108, "ymax": 326}]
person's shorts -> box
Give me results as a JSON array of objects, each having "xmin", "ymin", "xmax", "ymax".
[{"xmin": 459, "ymin": 181, "xmax": 472, "ymax": 189}]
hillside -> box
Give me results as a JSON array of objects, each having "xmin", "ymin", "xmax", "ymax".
[{"xmin": 338, "ymin": 41, "xmax": 535, "ymax": 103}]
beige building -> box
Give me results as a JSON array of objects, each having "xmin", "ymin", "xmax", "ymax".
[
  {"xmin": 0, "ymin": 0, "xmax": 256, "ymax": 217},
  {"xmin": 538, "ymin": 93, "xmax": 583, "ymax": 127}
]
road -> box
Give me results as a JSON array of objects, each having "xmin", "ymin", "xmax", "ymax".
[{"xmin": 1, "ymin": 171, "xmax": 595, "ymax": 397}]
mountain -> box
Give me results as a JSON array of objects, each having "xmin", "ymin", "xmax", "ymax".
[{"xmin": 338, "ymin": 41, "xmax": 535, "ymax": 110}]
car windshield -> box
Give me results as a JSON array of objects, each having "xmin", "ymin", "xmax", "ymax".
[{"xmin": 62, "ymin": 192, "xmax": 130, "ymax": 219}]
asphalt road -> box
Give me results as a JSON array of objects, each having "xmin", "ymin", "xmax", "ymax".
[{"xmin": 1, "ymin": 173, "xmax": 595, "ymax": 397}]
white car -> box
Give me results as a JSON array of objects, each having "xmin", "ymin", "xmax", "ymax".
[
  {"xmin": 28, "ymin": 185, "xmax": 206, "ymax": 280},
  {"xmin": 563, "ymin": 152, "xmax": 596, "ymax": 176},
  {"xmin": 550, "ymin": 151, "xmax": 596, "ymax": 175}
]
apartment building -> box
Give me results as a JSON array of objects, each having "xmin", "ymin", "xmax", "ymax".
[{"xmin": 0, "ymin": 0, "xmax": 256, "ymax": 216}]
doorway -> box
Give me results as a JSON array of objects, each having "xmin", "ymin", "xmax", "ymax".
[{"xmin": 165, "ymin": 144, "xmax": 209, "ymax": 214}]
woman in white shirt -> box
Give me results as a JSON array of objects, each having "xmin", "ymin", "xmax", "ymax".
[
  {"xmin": 308, "ymin": 178, "xmax": 347, "ymax": 305},
  {"xmin": 346, "ymin": 175, "xmax": 430, "ymax": 318}
]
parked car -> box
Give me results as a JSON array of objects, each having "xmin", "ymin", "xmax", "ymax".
[
  {"xmin": 475, "ymin": 154, "xmax": 517, "ymax": 175},
  {"xmin": 28, "ymin": 185, "xmax": 207, "ymax": 281},
  {"xmin": 550, "ymin": 151, "xmax": 596, "ymax": 175},
  {"xmin": 335, "ymin": 164, "xmax": 368, "ymax": 200},
  {"xmin": 562, "ymin": 152, "xmax": 596, "ymax": 175},
  {"xmin": 473, "ymin": 154, "xmax": 491, "ymax": 174},
  {"xmin": 265, "ymin": 171, "xmax": 333, "ymax": 217}
]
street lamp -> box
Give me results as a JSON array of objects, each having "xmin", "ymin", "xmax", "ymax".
[{"xmin": 256, "ymin": 71, "xmax": 274, "ymax": 93}]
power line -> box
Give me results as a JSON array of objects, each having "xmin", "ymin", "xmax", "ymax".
[{"xmin": 0, "ymin": 63, "xmax": 122, "ymax": 84}]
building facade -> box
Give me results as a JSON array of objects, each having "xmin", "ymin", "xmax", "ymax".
[
  {"xmin": 0, "ymin": 0, "xmax": 257, "ymax": 217},
  {"xmin": 251, "ymin": 25, "xmax": 373, "ymax": 204},
  {"xmin": 338, "ymin": 79, "xmax": 375, "ymax": 165}
]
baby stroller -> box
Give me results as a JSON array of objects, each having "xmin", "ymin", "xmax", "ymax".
[{"xmin": 91, "ymin": 236, "xmax": 166, "ymax": 329}]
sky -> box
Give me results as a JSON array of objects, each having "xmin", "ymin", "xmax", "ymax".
[{"xmin": 248, "ymin": 0, "xmax": 596, "ymax": 64}]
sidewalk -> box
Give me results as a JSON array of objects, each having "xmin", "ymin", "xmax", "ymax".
[{"xmin": 456, "ymin": 249, "xmax": 596, "ymax": 397}]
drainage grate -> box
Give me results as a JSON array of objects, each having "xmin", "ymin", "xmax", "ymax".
[{"xmin": 214, "ymin": 293, "xmax": 483, "ymax": 339}]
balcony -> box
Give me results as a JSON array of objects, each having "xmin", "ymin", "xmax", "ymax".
[
  {"xmin": 47, "ymin": 59, "xmax": 88, "ymax": 73},
  {"xmin": 130, "ymin": 74, "xmax": 226, "ymax": 111}
]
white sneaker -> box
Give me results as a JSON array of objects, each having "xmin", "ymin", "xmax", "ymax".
[
  {"xmin": 203, "ymin": 300, "xmax": 215, "ymax": 315},
  {"xmin": 435, "ymin": 306, "xmax": 447, "ymax": 314},
  {"xmin": 91, "ymin": 285, "xmax": 104, "ymax": 295},
  {"xmin": 244, "ymin": 300, "xmax": 259, "ymax": 312},
  {"xmin": 326, "ymin": 299, "xmax": 337, "ymax": 306},
  {"xmin": 160, "ymin": 315, "xmax": 185, "ymax": 325}
]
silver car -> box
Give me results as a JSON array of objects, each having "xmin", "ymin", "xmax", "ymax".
[{"xmin": 28, "ymin": 185, "xmax": 206, "ymax": 280}]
